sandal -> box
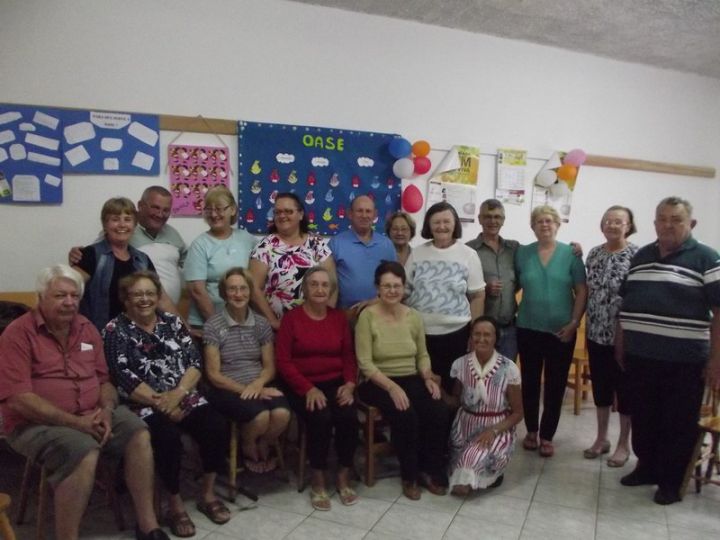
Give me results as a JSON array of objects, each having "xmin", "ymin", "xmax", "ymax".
[
  {"xmin": 166, "ymin": 511, "xmax": 195, "ymax": 538},
  {"xmin": 607, "ymin": 451, "xmax": 630, "ymax": 468},
  {"xmin": 196, "ymin": 499, "xmax": 232, "ymax": 524},
  {"xmin": 583, "ymin": 441, "xmax": 611, "ymax": 459},
  {"xmin": 522, "ymin": 433, "xmax": 538, "ymax": 451},
  {"xmin": 244, "ymin": 458, "xmax": 265, "ymax": 474},
  {"xmin": 337, "ymin": 486, "xmax": 359, "ymax": 506},
  {"xmin": 310, "ymin": 488, "xmax": 331, "ymax": 511},
  {"xmin": 539, "ymin": 440, "xmax": 554, "ymax": 458}
]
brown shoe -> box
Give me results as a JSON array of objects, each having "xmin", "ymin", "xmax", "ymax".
[
  {"xmin": 419, "ymin": 473, "xmax": 447, "ymax": 496},
  {"xmin": 402, "ymin": 481, "xmax": 421, "ymax": 500}
]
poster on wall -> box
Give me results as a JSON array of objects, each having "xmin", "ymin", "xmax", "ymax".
[
  {"xmin": 426, "ymin": 145, "xmax": 480, "ymax": 222},
  {"xmin": 0, "ymin": 103, "xmax": 63, "ymax": 204},
  {"xmin": 531, "ymin": 151, "xmax": 578, "ymax": 223},
  {"xmin": 61, "ymin": 110, "xmax": 160, "ymax": 175},
  {"xmin": 495, "ymin": 148, "xmax": 526, "ymax": 205},
  {"xmin": 238, "ymin": 121, "xmax": 401, "ymax": 235},
  {"xmin": 169, "ymin": 144, "xmax": 230, "ymax": 216}
]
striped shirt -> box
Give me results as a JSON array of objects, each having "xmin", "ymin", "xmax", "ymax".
[{"xmin": 619, "ymin": 236, "xmax": 720, "ymax": 363}]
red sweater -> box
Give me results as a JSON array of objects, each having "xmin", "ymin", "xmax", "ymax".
[{"xmin": 276, "ymin": 306, "xmax": 357, "ymax": 396}]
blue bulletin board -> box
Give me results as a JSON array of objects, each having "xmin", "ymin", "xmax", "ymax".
[
  {"xmin": 0, "ymin": 104, "xmax": 64, "ymax": 204},
  {"xmin": 61, "ymin": 110, "xmax": 160, "ymax": 175},
  {"xmin": 238, "ymin": 121, "xmax": 401, "ymax": 235}
]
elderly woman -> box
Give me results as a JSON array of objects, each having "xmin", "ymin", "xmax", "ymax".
[
  {"xmin": 448, "ymin": 316, "xmax": 523, "ymax": 496},
  {"xmin": 275, "ymin": 266, "xmax": 359, "ymax": 511},
  {"xmin": 184, "ymin": 186, "xmax": 258, "ymax": 329},
  {"xmin": 385, "ymin": 210, "xmax": 416, "ymax": 266},
  {"xmin": 516, "ymin": 205, "xmax": 587, "ymax": 457},
  {"xmin": 583, "ymin": 206, "xmax": 638, "ymax": 467},
  {"xmin": 249, "ymin": 193, "xmax": 334, "ymax": 330},
  {"xmin": 356, "ymin": 261, "xmax": 450, "ymax": 500},
  {"xmin": 203, "ymin": 267, "xmax": 291, "ymax": 473},
  {"xmin": 103, "ymin": 271, "xmax": 231, "ymax": 538},
  {"xmin": 72, "ymin": 197, "xmax": 175, "ymax": 331},
  {"xmin": 405, "ymin": 202, "xmax": 485, "ymax": 393}
]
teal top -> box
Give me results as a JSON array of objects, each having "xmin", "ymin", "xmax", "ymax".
[{"xmin": 515, "ymin": 241, "xmax": 586, "ymax": 333}]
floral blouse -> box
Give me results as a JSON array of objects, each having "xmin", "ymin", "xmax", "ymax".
[
  {"xmin": 585, "ymin": 243, "xmax": 638, "ymax": 345},
  {"xmin": 250, "ymin": 233, "xmax": 331, "ymax": 319},
  {"xmin": 103, "ymin": 311, "xmax": 207, "ymax": 418}
]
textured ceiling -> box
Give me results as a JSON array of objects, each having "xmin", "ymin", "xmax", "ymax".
[{"xmin": 288, "ymin": 0, "xmax": 720, "ymax": 79}]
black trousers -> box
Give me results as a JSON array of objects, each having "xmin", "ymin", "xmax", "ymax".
[
  {"xmin": 358, "ymin": 375, "xmax": 450, "ymax": 483},
  {"xmin": 286, "ymin": 377, "xmax": 359, "ymax": 470},
  {"xmin": 426, "ymin": 324, "xmax": 470, "ymax": 394},
  {"xmin": 625, "ymin": 355, "xmax": 704, "ymax": 493},
  {"xmin": 587, "ymin": 340, "xmax": 631, "ymax": 413},
  {"xmin": 144, "ymin": 404, "xmax": 229, "ymax": 494},
  {"xmin": 517, "ymin": 327, "xmax": 576, "ymax": 441}
]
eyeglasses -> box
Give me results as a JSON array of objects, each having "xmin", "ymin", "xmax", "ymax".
[
  {"xmin": 379, "ymin": 284, "xmax": 404, "ymax": 291},
  {"xmin": 204, "ymin": 205, "xmax": 232, "ymax": 215},
  {"xmin": 129, "ymin": 290, "xmax": 158, "ymax": 300},
  {"xmin": 226, "ymin": 285, "xmax": 250, "ymax": 294},
  {"xmin": 603, "ymin": 219, "xmax": 628, "ymax": 226}
]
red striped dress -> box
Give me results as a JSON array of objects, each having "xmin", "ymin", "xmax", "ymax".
[{"xmin": 448, "ymin": 352, "xmax": 521, "ymax": 489}]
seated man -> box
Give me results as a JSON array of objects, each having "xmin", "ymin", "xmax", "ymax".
[{"xmin": 0, "ymin": 265, "xmax": 168, "ymax": 540}]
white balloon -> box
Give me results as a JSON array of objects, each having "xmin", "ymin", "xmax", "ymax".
[
  {"xmin": 549, "ymin": 180, "xmax": 571, "ymax": 197},
  {"xmin": 535, "ymin": 169, "xmax": 557, "ymax": 188},
  {"xmin": 393, "ymin": 158, "xmax": 415, "ymax": 179}
]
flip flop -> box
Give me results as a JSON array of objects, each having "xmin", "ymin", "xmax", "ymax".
[
  {"xmin": 522, "ymin": 433, "xmax": 538, "ymax": 451},
  {"xmin": 196, "ymin": 500, "xmax": 231, "ymax": 524},
  {"xmin": 310, "ymin": 488, "xmax": 331, "ymax": 511},
  {"xmin": 337, "ymin": 486, "xmax": 359, "ymax": 506},
  {"xmin": 244, "ymin": 457, "xmax": 265, "ymax": 474},
  {"xmin": 166, "ymin": 511, "xmax": 195, "ymax": 538}
]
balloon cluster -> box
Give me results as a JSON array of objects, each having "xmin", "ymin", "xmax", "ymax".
[
  {"xmin": 535, "ymin": 148, "xmax": 587, "ymax": 196},
  {"xmin": 389, "ymin": 137, "xmax": 432, "ymax": 179}
]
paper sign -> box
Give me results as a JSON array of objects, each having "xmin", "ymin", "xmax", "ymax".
[
  {"xmin": 11, "ymin": 175, "xmax": 41, "ymax": 201},
  {"xmin": 65, "ymin": 145, "xmax": 91, "ymax": 166}
]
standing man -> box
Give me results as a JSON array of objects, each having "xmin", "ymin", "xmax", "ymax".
[
  {"xmin": 69, "ymin": 186, "xmax": 187, "ymax": 304},
  {"xmin": 466, "ymin": 199, "xmax": 519, "ymax": 360},
  {"xmin": 0, "ymin": 265, "xmax": 168, "ymax": 540},
  {"xmin": 329, "ymin": 195, "xmax": 397, "ymax": 321},
  {"xmin": 617, "ymin": 196, "xmax": 720, "ymax": 505}
]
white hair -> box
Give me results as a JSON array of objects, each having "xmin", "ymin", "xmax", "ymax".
[{"xmin": 35, "ymin": 264, "xmax": 85, "ymax": 297}]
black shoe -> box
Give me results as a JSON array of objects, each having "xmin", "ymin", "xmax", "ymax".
[
  {"xmin": 136, "ymin": 526, "xmax": 170, "ymax": 540},
  {"xmin": 489, "ymin": 474, "xmax": 504, "ymax": 488},
  {"xmin": 620, "ymin": 469, "xmax": 656, "ymax": 487},
  {"xmin": 653, "ymin": 488, "xmax": 682, "ymax": 505}
]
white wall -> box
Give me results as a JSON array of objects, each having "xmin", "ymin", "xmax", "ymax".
[{"xmin": 1, "ymin": 0, "xmax": 718, "ymax": 290}]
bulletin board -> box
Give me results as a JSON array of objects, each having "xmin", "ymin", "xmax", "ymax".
[
  {"xmin": 0, "ymin": 104, "xmax": 63, "ymax": 204},
  {"xmin": 238, "ymin": 121, "xmax": 401, "ymax": 234}
]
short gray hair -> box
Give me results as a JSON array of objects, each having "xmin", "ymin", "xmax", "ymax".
[
  {"xmin": 36, "ymin": 264, "xmax": 85, "ymax": 297},
  {"xmin": 657, "ymin": 196, "xmax": 693, "ymax": 217},
  {"xmin": 301, "ymin": 266, "xmax": 337, "ymax": 297}
]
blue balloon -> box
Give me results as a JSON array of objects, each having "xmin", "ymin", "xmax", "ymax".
[{"xmin": 388, "ymin": 137, "xmax": 411, "ymax": 159}]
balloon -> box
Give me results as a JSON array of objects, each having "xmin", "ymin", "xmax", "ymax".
[
  {"xmin": 401, "ymin": 184, "xmax": 424, "ymax": 213},
  {"xmin": 549, "ymin": 181, "xmax": 571, "ymax": 197},
  {"xmin": 412, "ymin": 140, "xmax": 431, "ymax": 157},
  {"xmin": 388, "ymin": 137, "xmax": 412, "ymax": 159},
  {"xmin": 392, "ymin": 158, "xmax": 415, "ymax": 179},
  {"xmin": 535, "ymin": 169, "xmax": 557, "ymax": 188},
  {"xmin": 413, "ymin": 156, "xmax": 432, "ymax": 175},
  {"xmin": 564, "ymin": 148, "xmax": 587, "ymax": 166},
  {"xmin": 557, "ymin": 164, "xmax": 578, "ymax": 182}
]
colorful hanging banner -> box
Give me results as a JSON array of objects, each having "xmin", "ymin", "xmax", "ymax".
[{"xmin": 169, "ymin": 144, "xmax": 230, "ymax": 215}]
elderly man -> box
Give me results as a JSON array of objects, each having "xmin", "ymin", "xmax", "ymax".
[
  {"xmin": 329, "ymin": 195, "xmax": 396, "ymax": 320},
  {"xmin": 0, "ymin": 265, "xmax": 168, "ymax": 540},
  {"xmin": 466, "ymin": 199, "xmax": 520, "ymax": 359},
  {"xmin": 617, "ymin": 197, "xmax": 720, "ymax": 505},
  {"xmin": 70, "ymin": 186, "xmax": 187, "ymax": 303}
]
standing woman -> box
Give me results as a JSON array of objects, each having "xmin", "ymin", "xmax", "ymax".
[
  {"xmin": 405, "ymin": 202, "xmax": 485, "ymax": 393},
  {"xmin": 583, "ymin": 206, "xmax": 638, "ymax": 467},
  {"xmin": 249, "ymin": 193, "xmax": 334, "ymax": 330},
  {"xmin": 385, "ymin": 211, "xmax": 416, "ymax": 266},
  {"xmin": 184, "ymin": 186, "xmax": 258, "ymax": 330},
  {"xmin": 515, "ymin": 205, "xmax": 587, "ymax": 457},
  {"xmin": 275, "ymin": 267, "xmax": 359, "ymax": 511},
  {"xmin": 356, "ymin": 261, "xmax": 449, "ymax": 500}
]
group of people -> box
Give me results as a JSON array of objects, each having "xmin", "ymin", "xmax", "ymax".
[{"xmin": 1, "ymin": 186, "xmax": 718, "ymax": 540}]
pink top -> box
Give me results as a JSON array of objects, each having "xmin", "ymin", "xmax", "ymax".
[
  {"xmin": 0, "ymin": 310, "xmax": 109, "ymax": 434},
  {"xmin": 275, "ymin": 306, "xmax": 357, "ymax": 396}
]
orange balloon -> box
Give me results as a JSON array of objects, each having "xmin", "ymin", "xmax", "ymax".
[
  {"xmin": 557, "ymin": 164, "xmax": 578, "ymax": 182},
  {"xmin": 412, "ymin": 140, "xmax": 431, "ymax": 157}
]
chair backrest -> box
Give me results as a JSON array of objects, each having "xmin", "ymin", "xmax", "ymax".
[
  {"xmin": 0, "ymin": 301, "xmax": 30, "ymax": 336},
  {"xmin": 700, "ymin": 385, "xmax": 719, "ymax": 418}
]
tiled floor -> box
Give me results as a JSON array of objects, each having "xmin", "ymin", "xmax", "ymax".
[{"xmin": 2, "ymin": 397, "xmax": 719, "ymax": 539}]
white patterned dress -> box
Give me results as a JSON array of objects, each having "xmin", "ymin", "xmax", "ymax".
[{"xmin": 448, "ymin": 351, "xmax": 521, "ymax": 489}]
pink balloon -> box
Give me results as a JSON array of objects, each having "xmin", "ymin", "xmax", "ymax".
[
  {"xmin": 401, "ymin": 184, "xmax": 424, "ymax": 213},
  {"xmin": 413, "ymin": 156, "xmax": 432, "ymax": 175},
  {"xmin": 564, "ymin": 148, "xmax": 587, "ymax": 166}
]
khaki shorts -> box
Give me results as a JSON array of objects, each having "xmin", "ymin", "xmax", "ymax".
[{"xmin": 8, "ymin": 405, "xmax": 146, "ymax": 486}]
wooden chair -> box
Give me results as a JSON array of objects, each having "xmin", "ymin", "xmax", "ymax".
[
  {"xmin": 681, "ymin": 386, "xmax": 720, "ymax": 496},
  {"xmin": 566, "ymin": 316, "xmax": 592, "ymax": 415},
  {"xmin": 0, "ymin": 494, "xmax": 16, "ymax": 540},
  {"xmin": 357, "ymin": 400, "xmax": 394, "ymax": 486}
]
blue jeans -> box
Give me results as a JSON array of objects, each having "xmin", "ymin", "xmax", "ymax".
[{"xmin": 496, "ymin": 323, "xmax": 518, "ymax": 361}]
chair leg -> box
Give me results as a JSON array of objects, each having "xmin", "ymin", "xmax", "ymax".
[
  {"xmin": 573, "ymin": 360, "xmax": 582, "ymax": 416},
  {"xmin": 15, "ymin": 458, "xmax": 33, "ymax": 525},
  {"xmin": 680, "ymin": 431, "xmax": 704, "ymax": 497},
  {"xmin": 364, "ymin": 411, "xmax": 376, "ymax": 487},
  {"xmin": 228, "ymin": 423, "xmax": 238, "ymax": 502},
  {"xmin": 297, "ymin": 424, "xmax": 307, "ymax": 493},
  {"xmin": 35, "ymin": 467, "xmax": 47, "ymax": 540}
]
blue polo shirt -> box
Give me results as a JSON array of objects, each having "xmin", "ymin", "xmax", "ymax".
[{"xmin": 329, "ymin": 229, "xmax": 397, "ymax": 309}]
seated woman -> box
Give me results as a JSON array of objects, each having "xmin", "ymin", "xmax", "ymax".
[
  {"xmin": 447, "ymin": 316, "xmax": 523, "ymax": 496},
  {"xmin": 203, "ymin": 267, "xmax": 291, "ymax": 473},
  {"xmin": 355, "ymin": 261, "xmax": 450, "ymax": 500},
  {"xmin": 275, "ymin": 266, "xmax": 359, "ymax": 511},
  {"xmin": 103, "ymin": 271, "xmax": 230, "ymax": 538}
]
